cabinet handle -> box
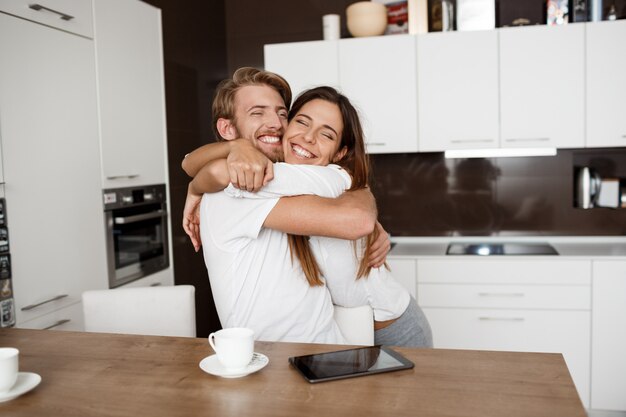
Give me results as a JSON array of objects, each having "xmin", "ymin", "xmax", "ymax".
[
  {"xmin": 150, "ymin": 282, "xmax": 162, "ymax": 287},
  {"xmin": 42, "ymin": 319, "xmax": 70, "ymax": 330},
  {"xmin": 367, "ymin": 142, "xmax": 386, "ymax": 146},
  {"xmin": 21, "ymin": 294, "xmax": 68, "ymax": 311},
  {"xmin": 28, "ymin": 4, "xmax": 74, "ymax": 21},
  {"xmin": 114, "ymin": 210, "xmax": 167, "ymax": 225},
  {"xmin": 478, "ymin": 317, "xmax": 525, "ymax": 322},
  {"xmin": 450, "ymin": 139, "xmax": 494, "ymax": 144},
  {"xmin": 621, "ymin": 134, "xmax": 626, "ymax": 138},
  {"xmin": 106, "ymin": 174, "xmax": 140, "ymax": 180},
  {"xmin": 504, "ymin": 137, "xmax": 550, "ymax": 143},
  {"xmin": 478, "ymin": 292, "xmax": 525, "ymax": 297}
]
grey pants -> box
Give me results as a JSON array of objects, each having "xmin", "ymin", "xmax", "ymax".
[{"xmin": 374, "ymin": 296, "xmax": 433, "ymax": 348}]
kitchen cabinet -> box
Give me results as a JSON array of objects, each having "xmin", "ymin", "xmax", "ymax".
[
  {"xmin": 338, "ymin": 35, "xmax": 418, "ymax": 154},
  {"xmin": 264, "ymin": 40, "xmax": 339, "ymax": 100},
  {"xmin": 18, "ymin": 301, "xmax": 84, "ymax": 331},
  {"xmin": 499, "ymin": 24, "xmax": 585, "ymax": 149},
  {"xmin": 591, "ymin": 260, "xmax": 626, "ymax": 412},
  {"xmin": 94, "ymin": 0, "xmax": 168, "ymax": 188},
  {"xmin": 386, "ymin": 258, "xmax": 417, "ymax": 298},
  {"xmin": 416, "ymin": 258, "xmax": 591, "ymax": 407},
  {"xmin": 0, "ymin": 0, "xmax": 94, "ymax": 38},
  {"xmin": 0, "ymin": 12, "xmax": 108, "ymax": 325},
  {"xmin": 586, "ymin": 20, "xmax": 626, "ymax": 148},
  {"xmin": 417, "ymin": 30, "xmax": 500, "ymax": 152},
  {"xmin": 118, "ymin": 268, "xmax": 174, "ymax": 289}
]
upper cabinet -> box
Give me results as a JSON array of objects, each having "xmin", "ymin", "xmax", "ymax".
[
  {"xmin": 417, "ymin": 30, "xmax": 499, "ymax": 152},
  {"xmin": 94, "ymin": 0, "xmax": 168, "ymax": 188},
  {"xmin": 499, "ymin": 24, "xmax": 585, "ymax": 149},
  {"xmin": 338, "ymin": 35, "xmax": 418, "ymax": 154},
  {"xmin": 586, "ymin": 20, "xmax": 626, "ymax": 148},
  {"xmin": 0, "ymin": 0, "xmax": 94, "ymax": 38},
  {"xmin": 264, "ymin": 40, "xmax": 339, "ymax": 101}
]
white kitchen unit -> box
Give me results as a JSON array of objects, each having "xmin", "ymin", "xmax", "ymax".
[
  {"xmin": 386, "ymin": 258, "xmax": 417, "ymax": 298},
  {"xmin": 499, "ymin": 24, "xmax": 585, "ymax": 149},
  {"xmin": 0, "ymin": 11, "xmax": 108, "ymax": 326},
  {"xmin": 264, "ymin": 40, "xmax": 340, "ymax": 100},
  {"xmin": 586, "ymin": 20, "xmax": 626, "ymax": 148},
  {"xmin": 416, "ymin": 258, "xmax": 591, "ymax": 407},
  {"xmin": 94, "ymin": 0, "xmax": 169, "ymax": 188},
  {"xmin": 591, "ymin": 260, "xmax": 626, "ymax": 412},
  {"xmin": 417, "ymin": 30, "xmax": 500, "ymax": 152},
  {"xmin": 0, "ymin": 0, "xmax": 94, "ymax": 38},
  {"xmin": 17, "ymin": 301, "xmax": 85, "ymax": 331},
  {"xmin": 339, "ymin": 35, "xmax": 419, "ymax": 154}
]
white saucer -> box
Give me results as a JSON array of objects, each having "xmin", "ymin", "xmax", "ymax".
[
  {"xmin": 199, "ymin": 352, "xmax": 269, "ymax": 378},
  {"xmin": 0, "ymin": 372, "xmax": 42, "ymax": 403}
]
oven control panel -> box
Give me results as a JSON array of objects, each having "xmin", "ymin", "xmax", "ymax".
[{"xmin": 103, "ymin": 184, "xmax": 166, "ymax": 210}]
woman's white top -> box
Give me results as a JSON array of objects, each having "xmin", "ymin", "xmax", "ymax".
[{"xmin": 226, "ymin": 163, "xmax": 410, "ymax": 321}]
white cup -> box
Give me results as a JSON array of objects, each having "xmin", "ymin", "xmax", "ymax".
[
  {"xmin": 323, "ymin": 14, "xmax": 340, "ymax": 40},
  {"xmin": 0, "ymin": 348, "xmax": 19, "ymax": 393},
  {"xmin": 208, "ymin": 328, "xmax": 254, "ymax": 371}
]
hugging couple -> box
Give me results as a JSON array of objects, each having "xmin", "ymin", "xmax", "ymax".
[{"xmin": 182, "ymin": 67, "xmax": 431, "ymax": 347}]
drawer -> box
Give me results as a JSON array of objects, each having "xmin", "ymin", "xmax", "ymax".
[
  {"xmin": 0, "ymin": 0, "xmax": 93, "ymax": 38},
  {"xmin": 15, "ymin": 291, "xmax": 82, "ymax": 324},
  {"xmin": 387, "ymin": 258, "xmax": 416, "ymax": 298},
  {"xmin": 118, "ymin": 267, "xmax": 174, "ymax": 288},
  {"xmin": 423, "ymin": 307, "xmax": 590, "ymax": 407},
  {"xmin": 18, "ymin": 301, "xmax": 84, "ymax": 331},
  {"xmin": 417, "ymin": 259, "xmax": 591, "ymax": 285},
  {"xmin": 418, "ymin": 283, "xmax": 590, "ymax": 310}
]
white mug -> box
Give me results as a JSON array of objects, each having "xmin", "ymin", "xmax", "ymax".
[
  {"xmin": 208, "ymin": 328, "xmax": 254, "ymax": 371},
  {"xmin": 323, "ymin": 14, "xmax": 340, "ymax": 40},
  {"xmin": 0, "ymin": 347, "xmax": 19, "ymax": 393}
]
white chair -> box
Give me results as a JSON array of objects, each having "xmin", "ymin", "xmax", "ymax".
[
  {"xmin": 82, "ymin": 285, "xmax": 196, "ymax": 337},
  {"xmin": 334, "ymin": 305, "xmax": 374, "ymax": 346}
]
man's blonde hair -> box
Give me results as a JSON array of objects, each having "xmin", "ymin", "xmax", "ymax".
[{"xmin": 211, "ymin": 67, "xmax": 292, "ymax": 140}]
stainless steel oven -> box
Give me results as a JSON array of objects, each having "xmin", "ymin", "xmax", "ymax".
[{"xmin": 103, "ymin": 184, "xmax": 169, "ymax": 288}]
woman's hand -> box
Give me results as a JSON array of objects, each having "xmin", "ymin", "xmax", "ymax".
[
  {"xmin": 182, "ymin": 183, "xmax": 202, "ymax": 252},
  {"xmin": 368, "ymin": 222, "xmax": 391, "ymax": 268},
  {"xmin": 227, "ymin": 140, "xmax": 274, "ymax": 192}
]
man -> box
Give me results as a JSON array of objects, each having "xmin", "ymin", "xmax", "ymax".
[{"xmin": 182, "ymin": 67, "xmax": 389, "ymax": 343}]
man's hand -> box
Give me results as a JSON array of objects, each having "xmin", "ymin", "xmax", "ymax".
[
  {"xmin": 227, "ymin": 139, "xmax": 274, "ymax": 192},
  {"xmin": 368, "ymin": 222, "xmax": 391, "ymax": 268},
  {"xmin": 182, "ymin": 183, "xmax": 202, "ymax": 252}
]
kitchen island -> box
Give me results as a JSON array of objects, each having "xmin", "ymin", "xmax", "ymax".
[{"xmin": 0, "ymin": 328, "xmax": 585, "ymax": 417}]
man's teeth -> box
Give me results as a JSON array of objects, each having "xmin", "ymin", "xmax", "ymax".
[
  {"xmin": 293, "ymin": 144, "xmax": 313, "ymax": 158},
  {"xmin": 258, "ymin": 135, "xmax": 280, "ymax": 144}
]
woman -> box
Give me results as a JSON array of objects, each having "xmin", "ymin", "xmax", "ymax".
[{"xmin": 212, "ymin": 86, "xmax": 432, "ymax": 347}]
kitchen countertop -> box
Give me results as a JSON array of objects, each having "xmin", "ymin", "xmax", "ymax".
[{"xmin": 389, "ymin": 236, "xmax": 626, "ymax": 259}]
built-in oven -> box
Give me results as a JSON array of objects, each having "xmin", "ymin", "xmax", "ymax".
[{"xmin": 103, "ymin": 184, "xmax": 169, "ymax": 288}]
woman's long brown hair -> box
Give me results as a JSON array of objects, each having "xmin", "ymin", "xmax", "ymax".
[{"xmin": 286, "ymin": 87, "xmax": 379, "ymax": 287}]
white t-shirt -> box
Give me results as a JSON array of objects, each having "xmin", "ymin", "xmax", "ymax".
[
  {"xmin": 226, "ymin": 163, "xmax": 410, "ymax": 321},
  {"xmin": 200, "ymin": 181, "xmax": 345, "ymax": 344}
]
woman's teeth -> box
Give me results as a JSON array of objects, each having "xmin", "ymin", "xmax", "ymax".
[
  {"xmin": 258, "ymin": 135, "xmax": 280, "ymax": 144},
  {"xmin": 292, "ymin": 144, "xmax": 314, "ymax": 158}
]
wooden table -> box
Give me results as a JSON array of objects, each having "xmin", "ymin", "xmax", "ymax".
[{"xmin": 0, "ymin": 328, "xmax": 585, "ymax": 417}]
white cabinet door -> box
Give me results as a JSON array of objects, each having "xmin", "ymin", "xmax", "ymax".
[
  {"xmin": 264, "ymin": 40, "xmax": 339, "ymax": 101},
  {"xmin": 0, "ymin": 0, "xmax": 94, "ymax": 38},
  {"xmin": 586, "ymin": 21, "xmax": 626, "ymax": 148},
  {"xmin": 386, "ymin": 258, "xmax": 416, "ymax": 298},
  {"xmin": 417, "ymin": 30, "xmax": 499, "ymax": 151},
  {"xmin": 591, "ymin": 261, "xmax": 626, "ymax": 412},
  {"xmin": 339, "ymin": 35, "xmax": 418, "ymax": 154},
  {"xmin": 0, "ymin": 13, "xmax": 108, "ymax": 324},
  {"xmin": 499, "ymin": 25, "xmax": 585, "ymax": 149},
  {"xmin": 94, "ymin": 0, "xmax": 168, "ymax": 188}
]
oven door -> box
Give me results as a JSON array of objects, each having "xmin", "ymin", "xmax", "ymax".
[{"xmin": 105, "ymin": 203, "xmax": 169, "ymax": 288}]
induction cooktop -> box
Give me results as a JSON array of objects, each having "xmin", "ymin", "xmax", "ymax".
[{"xmin": 446, "ymin": 242, "xmax": 559, "ymax": 256}]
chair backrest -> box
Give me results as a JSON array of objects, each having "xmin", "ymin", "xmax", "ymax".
[
  {"xmin": 333, "ymin": 305, "xmax": 374, "ymax": 346},
  {"xmin": 82, "ymin": 285, "xmax": 196, "ymax": 337}
]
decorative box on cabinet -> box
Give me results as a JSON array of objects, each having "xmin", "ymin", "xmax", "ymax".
[
  {"xmin": 417, "ymin": 258, "xmax": 591, "ymax": 408},
  {"xmin": 264, "ymin": 40, "xmax": 339, "ymax": 100},
  {"xmin": 417, "ymin": 30, "xmax": 499, "ymax": 152},
  {"xmin": 499, "ymin": 24, "xmax": 585, "ymax": 149},
  {"xmin": 591, "ymin": 260, "xmax": 626, "ymax": 412},
  {"xmin": 94, "ymin": 0, "xmax": 168, "ymax": 188},
  {"xmin": 586, "ymin": 20, "xmax": 626, "ymax": 148},
  {"xmin": 0, "ymin": 12, "xmax": 108, "ymax": 327}
]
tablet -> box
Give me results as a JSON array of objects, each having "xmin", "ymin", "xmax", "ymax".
[{"xmin": 289, "ymin": 345, "xmax": 414, "ymax": 383}]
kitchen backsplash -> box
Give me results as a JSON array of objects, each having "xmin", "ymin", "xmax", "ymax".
[{"xmin": 371, "ymin": 148, "xmax": 626, "ymax": 236}]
